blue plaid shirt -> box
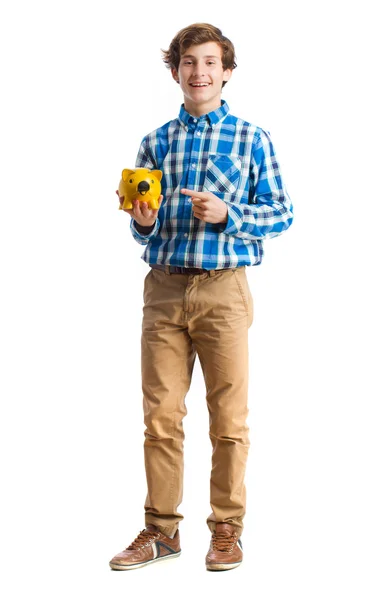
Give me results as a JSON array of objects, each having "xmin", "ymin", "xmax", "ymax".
[{"xmin": 130, "ymin": 100, "xmax": 293, "ymax": 269}]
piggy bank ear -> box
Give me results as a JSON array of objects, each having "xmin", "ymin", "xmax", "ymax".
[
  {"xmin": 150, "ymin": 169, "xmax": 163, "ymax": 181},
  {"xmin": 122, "ymin": 169, "xmax": 136, "ymax": 181}
]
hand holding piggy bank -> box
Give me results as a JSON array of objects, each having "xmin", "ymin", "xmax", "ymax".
[{"xmin": 118, "ymin": 168, "xmax": 163, "ymax": 210}]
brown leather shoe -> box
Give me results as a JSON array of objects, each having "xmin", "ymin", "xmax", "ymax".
[
  {"xmin": 205, "ymin": 523, "xmax": 243, "ymax": 571},
  {"xmin": 109, "ymin": 525, "xmax": 181, "ymax": 570}
]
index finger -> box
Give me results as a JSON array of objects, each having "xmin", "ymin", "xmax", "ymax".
[{"xmin": 181, "ymin": 188, "xmax": 207, "ymax": 198}]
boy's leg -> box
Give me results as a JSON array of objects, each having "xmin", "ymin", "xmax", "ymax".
[
  {"xmin": 141, "ymin": 268, "xmax": 196, "ymax": 537},
  {"xmin": 188, "ymin": 267, "xmax": 253, "ymax": 538}
]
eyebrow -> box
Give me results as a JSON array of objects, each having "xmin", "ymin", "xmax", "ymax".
[{"xmin": 181, "ymin": 54, "xmax": 219, "ymax": 59}]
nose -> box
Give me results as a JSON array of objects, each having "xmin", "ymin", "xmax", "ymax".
[
  {"xmin": 193, "ymin": 61, "xmax": 206, "ymax": 77},
  {"xmin": 193, "ymin": 67, "xmax": 205, "ymax": 78},
  {"xmin": 138, "ymin": 180, "xmax": 150, "ymax": 192}
]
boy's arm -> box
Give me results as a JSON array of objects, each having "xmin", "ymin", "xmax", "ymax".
[
  {"xmin": 219, "ymin": 129, "xmax": 293, "ymax": 240},
  {"xmin": 129, "ymin": 137, "xmax": 161, "ymax": 245}
]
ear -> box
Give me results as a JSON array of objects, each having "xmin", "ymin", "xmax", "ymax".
[
  {"xmin": 122, "ymin": 169, "xmax": 135, "ymax": 181},
  {"xmin": 222, "ymin": 68, "xmax": 232, "ymax": 84},
  {"xmin": 150, "ymin": 169, "xmax": 163, "ymax": 181},
  {"xmin": 171, "ymin": 67, "xmax": 179, "ymax": 84}
]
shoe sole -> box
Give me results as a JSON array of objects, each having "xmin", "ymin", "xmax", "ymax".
[
  {"xmin": 109, "ymin": 551, "xmax": 181, "ymax": 570},
  {"xmin": 206, "ymin": 561, "xmax": 242, "ymax": 571}
]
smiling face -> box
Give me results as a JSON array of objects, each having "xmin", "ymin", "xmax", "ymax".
[{"xmin": 171, "ymin": 41, "xmax": 232, "ymax": 117}]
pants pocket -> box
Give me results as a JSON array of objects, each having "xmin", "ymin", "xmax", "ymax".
[{"xmin": 233, "ymin": 268, "xmax": 254, "ymax": 328}]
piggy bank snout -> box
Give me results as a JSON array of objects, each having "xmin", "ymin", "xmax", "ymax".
[{"xmin": 137, "ymin": 180, "xmax": 150, "ymax": 193}]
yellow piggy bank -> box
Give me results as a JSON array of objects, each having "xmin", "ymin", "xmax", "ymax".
[{"xmin": 118, "ymin": 168, "xmax": 163, "ymax": 210}]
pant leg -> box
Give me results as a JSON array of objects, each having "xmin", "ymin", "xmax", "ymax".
[
  {"xmin": 188, "ymin": 267, "xmax": 254, "ymax": 537},
  {"xmin": 141, "ymin": 268, "xmax": 196, "ymax": 537}
]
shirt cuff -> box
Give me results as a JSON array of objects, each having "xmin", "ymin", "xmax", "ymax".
[
  {"xmin": 131, "ymin": 218, "xmax": 159, "ymax": 239},
  {"xmin": 219, "ymin": 204, "xmax": 244, "ymax": 235}
]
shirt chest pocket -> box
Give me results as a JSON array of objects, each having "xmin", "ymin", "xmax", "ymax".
[{"xmin": 203, "ymin": 154, "xmax": 241, "ymax": 194}]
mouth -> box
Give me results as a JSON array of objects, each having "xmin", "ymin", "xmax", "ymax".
[{"xmin": 189, "ymin": 83, "xmax": 211, "ymax": 88}]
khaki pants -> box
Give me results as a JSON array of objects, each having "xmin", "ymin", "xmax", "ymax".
[{"xmin": 141, "ymin": 265, "xmax": 254, "ymax": 538}]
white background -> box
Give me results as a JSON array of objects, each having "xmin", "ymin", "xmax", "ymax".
[{"xmin": 1, "ymin": 0, "xmax": 377, "ymax": 598}]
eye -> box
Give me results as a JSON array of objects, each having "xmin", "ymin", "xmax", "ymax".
[{"xmin": 129, "ymin": 179, "xmax": 133, "ymax": 183}]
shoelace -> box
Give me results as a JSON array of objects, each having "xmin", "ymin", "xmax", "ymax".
[
  {"xmin": 126, "ymin": 529, "xmax": 160, "ymax": 550},
  {"xmin": 211, "ymin": 531, "xmax": 238, "ymax": 552}
]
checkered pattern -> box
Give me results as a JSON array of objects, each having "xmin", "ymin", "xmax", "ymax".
[{"xmin": 130, "ymin": 100, "xmax": 293, "ymax": 269}]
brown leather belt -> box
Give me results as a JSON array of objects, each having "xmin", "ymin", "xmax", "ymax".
[{"xmin": 149, "ymin": 264, "xmax": 231, "ymax": 275}]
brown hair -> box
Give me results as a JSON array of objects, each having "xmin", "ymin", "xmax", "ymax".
[{"xmin": 161, "ymin": 23, "xmax": 237, "ymax": 88}]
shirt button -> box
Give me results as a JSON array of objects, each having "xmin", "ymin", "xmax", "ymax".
[
  {"xmin": 196, "ymin": 131, "xmax": 201, "ymax": 136},
  {"xmin": 184, "ymin": 233, "xmax": 188, "ymax": 237},
  {"xmin": 192, "ymin": 163, "xmax": 197, "ymax": 169},
  {"xmin": 193, "ymin": 118, "xmax": 197, "ymax": 123}
]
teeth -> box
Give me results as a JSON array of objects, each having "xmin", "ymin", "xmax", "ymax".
[{"xmin": 191, "ymin": 83, "xmax": 209, "ymax": 87}]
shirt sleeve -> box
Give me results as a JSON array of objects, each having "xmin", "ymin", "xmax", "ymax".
[
  {"xmin": 129, "ymin": 136, "xmax": 161, "ymax": 245},
  {"xmin": 220, "ymin": 129, "xmax": 294, "ymax": 240}
]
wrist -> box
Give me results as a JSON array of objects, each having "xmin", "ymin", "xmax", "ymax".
[
  {"xmin": 134, "ymin": 220, "xmax": 155, "ymax": 233},
  {"xmin": 220, "ymin": 205, "xmax": 228, "ymax": 223}
]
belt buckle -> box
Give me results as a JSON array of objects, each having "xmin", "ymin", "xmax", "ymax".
[
  {"xmin": 156, "ymin": 265, "xmax": 207, "ymax": 274},
  {"xmin": 172, "ymin": 266, "xmax": 196, "ymax": 274},
  {"xmin": 186, "ymin": 267, "xmax": 205, "ymax": 274}
]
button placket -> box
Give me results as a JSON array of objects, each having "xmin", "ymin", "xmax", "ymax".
[{"xmin": 183, "ymin": 120, "xmax": 207, "ymax": 235}]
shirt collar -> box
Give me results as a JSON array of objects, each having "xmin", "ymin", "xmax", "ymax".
[{"xmin": 178, "ymin": 99, "xmax": 229, "ymax": 130}]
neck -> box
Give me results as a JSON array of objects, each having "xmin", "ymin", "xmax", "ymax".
[{"xmin": 184, "ymin": 98, "xmax": 222, "ymax": 117}]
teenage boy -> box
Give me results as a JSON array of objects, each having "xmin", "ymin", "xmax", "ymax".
[{"xmin": 110, "ymin": 23, "xmax": 293, "ymax": 572}]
